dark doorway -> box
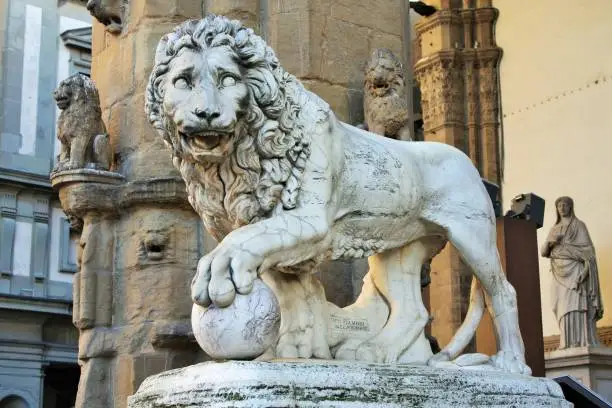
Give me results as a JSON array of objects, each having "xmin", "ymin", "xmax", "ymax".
[{"xmin": 43, "ymin": 363, "xmax": 80, "ymax": 408}]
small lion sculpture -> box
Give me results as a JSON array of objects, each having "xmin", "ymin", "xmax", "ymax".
[
  {"xmin": 145, "ymin": 15, "xmax": 530, "ymax": 374},
  {"xmin": 360, "ymin": 48, "xmax": 412, "ymax": 140},
  {"xmin": 53, "ymin": 74, "xmax": 111, "ymax": 172}
]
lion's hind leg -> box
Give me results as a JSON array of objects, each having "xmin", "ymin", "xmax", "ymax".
[
  {"xmin": 354, "ymin": 240, "xmax": 433, "ymax": 364},
  {"xmin": 442, "ymin": 218, "xmax": 531, "ymax": 375}
]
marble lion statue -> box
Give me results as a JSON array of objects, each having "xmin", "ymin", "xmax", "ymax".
[
  {"xmin": 145, "ymin": 15, "xmax": 530, "ymax": 374},
  {"xmin": 361, "ymin": 48, "xmax": 412, "ymax": 141},
  {"xmin": 53, "ymin": 73, "xmax": 111, "ymax": 172}
]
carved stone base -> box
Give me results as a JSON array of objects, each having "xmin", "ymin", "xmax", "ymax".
[
  {"xmin": 50, "ymin": 168, "xmax": 125, "ymax": 188},
  {"xmin": 128, "ymin": 360, "xmax": 570, "ymax": 407},
  {"xmin": 545, "ymin": 346, "xmax": 612, "ymax": 403}
]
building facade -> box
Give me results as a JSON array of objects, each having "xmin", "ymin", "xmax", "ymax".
[
  {"xmin": 0, "ymin": 1, "xmax": 91, "ymax": 407},
  {"xmin": 496, "ymin": 0, "xmax": 612, "ymax": 341}
]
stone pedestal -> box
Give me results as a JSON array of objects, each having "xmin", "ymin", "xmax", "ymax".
[
  {"xmin": 51, "ymin": 168, "xmax": 207, "ymax": 408},
  {"xmin": 128, "ymin": 360, "xmax": 570, "ymax": 407},
  {"xmin": 545, "ymin": 346, "xmax": 612, "ymax": 403}
]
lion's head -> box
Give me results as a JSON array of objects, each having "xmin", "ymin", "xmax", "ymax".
[
  {"xmin": 146, "ymin": 15, "xmax": 325, "ymax": 240},
  {"xmin": 86, "ymin": 0, "xmax": 124, "ymax": 33},
  {"xmin": 364, "ymin": 48, "xmax": 405, "ymax": 98},
  {"xmin": 54, "ymin": 74, "xmax": 101, "ymax": 112}
]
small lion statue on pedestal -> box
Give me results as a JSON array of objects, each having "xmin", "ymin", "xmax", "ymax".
[
  {"xmin": 359, "ymin": 48, "xmax": 412, "ymax": 141},
  {"xmin": 53, "ymin": 74, "xmax": 111, "ymax": 172},
  {"xmin": 145, "ymin": 15, "xmax": 530, "ymax": 375}
]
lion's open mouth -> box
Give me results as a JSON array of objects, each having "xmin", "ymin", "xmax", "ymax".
[
  {"xmin": 55, "ymin": 97, "xmax": 70, "ymax": 109},
  {"xmin": 180, "ymin": 131, "xmax": 232, "ymax": 153}
]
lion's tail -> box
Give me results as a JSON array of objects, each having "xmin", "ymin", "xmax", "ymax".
[{"xmin": 438, "ymin": 278, "xmax": 486, "ymax": 359}]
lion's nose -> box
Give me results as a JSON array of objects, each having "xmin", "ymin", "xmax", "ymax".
[{"xmin": 194, "ymin": 107, "xmax": 220, "ymax": 122}]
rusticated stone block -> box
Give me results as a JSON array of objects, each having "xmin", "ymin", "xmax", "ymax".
[
  {"xmin": 91, "ymin": 21, "xmax": 109, "ymax": 57},
  {"xmin": 369, "ymin": 30, "xmax": 402, "ymax": 56},
  {"xmin": 267, "ymin": 11, "xmax": 326, "ymax": 78},
  {"xmin": 92, "ymin": 38, "xmax": 134, "ymax": 111},
  {"xmin": 330, "ymin": 0, "xmax": 401, "ymax": 36},
  {"xmin": 130, "ymin": 0, "xmax": 202, "ymax": 28},
  {"xmin": 302, "ymin": 80, "xmax": 350, "ymax": 122},
  {"xmin": 132, "ymin": 24, "xmax": 178, "ymax": 93},
  {"xmin": 205, "ymin": 0, "xmax": 259, "ymax": 32},
  {"xmin": 106, "ymin": 91, "xmax": 178, "ymax": 181},
  {"xmin": 320, "ymin": 18, "xmax": 370, "ymax": 86},
  {"xmin": 267, "ymin": 0, "xmax": 331, "ymax": 14},
  {"xmin": 115, "ymin": 355, "xmax": 136, "ymax": 408},
  {"xmin": 75, "ymin": 357, "xmax": 113, "ymax": 408}
]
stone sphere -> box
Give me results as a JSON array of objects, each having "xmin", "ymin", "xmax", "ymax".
[{"xmin": 191, "ymin": 278, "xmax": 281, "ymax": 360}]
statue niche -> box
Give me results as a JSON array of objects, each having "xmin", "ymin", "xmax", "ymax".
[{"xmin": 53, "ymin": 74, "xmax": 112, "ymax": 172}]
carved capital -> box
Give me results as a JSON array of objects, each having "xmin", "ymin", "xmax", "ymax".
[
  {"xmin": 474, "ymin": 7, "xmax": 499, "ymax": 24},
  {"xmin": 415, "ymin": 51, "xmax": 465, "ymax": 131}
]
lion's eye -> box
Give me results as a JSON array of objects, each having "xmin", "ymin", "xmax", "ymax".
[
  {"xmin": 174, "ymin": 77, "xmax": 191, "ymax": 90},
  {"xmin": 221, "ymin": 75, "xmax": 237, "ymax": 87}
]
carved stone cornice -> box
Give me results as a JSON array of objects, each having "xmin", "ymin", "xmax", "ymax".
[
  {"xmin": 474, "ymin": 7, "xmax": 499, "ymax": 24},
  {"xmin": 414, "ymin": 49, "xmax": 463, "ymax": 72},
  {"xmin": 50, "ymin": 169, "xmax": 191, "ymax": 230},
  {"xmin": 475, "ymin": 47, "xmax": 502, "ymax": 66},
  {"xmin": 414, "ymin": 9, "xmax": 463, "ymax": 37},
  {"xmin": 459, "ymin": 8, "xmax": 474, "ymax": 24}
]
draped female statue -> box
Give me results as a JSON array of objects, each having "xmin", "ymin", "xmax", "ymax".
[{"xmin": 541, "ymin": 196, "xmax": 604, "ymax": 349}]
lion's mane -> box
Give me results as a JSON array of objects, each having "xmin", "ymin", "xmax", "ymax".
[
  {"xmin": 364, "ymin": 48, "xmax": 405, "ymax": 96},
  {"xmin": 145, "ymin": 15, "xmax": 327, "ymax": 241}
]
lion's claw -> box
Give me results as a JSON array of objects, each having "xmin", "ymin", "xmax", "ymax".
[
  {"xmin": 191, "ymin": 256, "xmax": 212, "ymax": 306},
  {"xmin": 191, "ymin": 245, "xmax": 261, "ymax": 308}
]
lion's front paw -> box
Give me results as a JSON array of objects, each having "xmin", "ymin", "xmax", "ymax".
[
  {"xmin": 191, "ymin": 245, "xmax": 261, "ymax": 308},
  {"xmin": 490, "ymin": 350, "xmax": 532, "ymax": 375},
  {"xmin": 427, "ymin": 350, "xmax": 452, "ymax": 367}
]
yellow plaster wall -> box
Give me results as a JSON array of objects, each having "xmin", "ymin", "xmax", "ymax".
[{"xmin": 495, "ymin": 0, "xmax": 612, "ymax": 335}]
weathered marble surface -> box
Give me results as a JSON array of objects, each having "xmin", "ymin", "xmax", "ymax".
[
  {"xmin": 145, "ymin": 15, "xmax": 529, "ymax": 374},
  {"xmin": 192, "ymin": 279, "xmax": 280, "ymax": 359},
  {"xmin": 128, "ymin": 360, "xmax": 570, "ymax": 408}
]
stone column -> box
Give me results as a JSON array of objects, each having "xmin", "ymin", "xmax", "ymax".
[
  {"xmin": 413, "ymin": 1, "xmax": 503, "ymax": 347},
  {"xmin": 53, "ymin": 1, "xmax": 209, "ymax": 407}
]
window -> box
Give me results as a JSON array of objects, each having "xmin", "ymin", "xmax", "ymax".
[
  {"xmin": 59, "ymin": 218, "xmax": 77, "ymax": 273},
  {"xmin": 59, "ymin": 26, "xmax": 92, "ymax": 76}
]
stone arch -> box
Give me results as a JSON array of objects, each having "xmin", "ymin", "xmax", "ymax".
[{"xmin": 0, "ymin": 395, "xmax": 30, "ymax": 408}]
